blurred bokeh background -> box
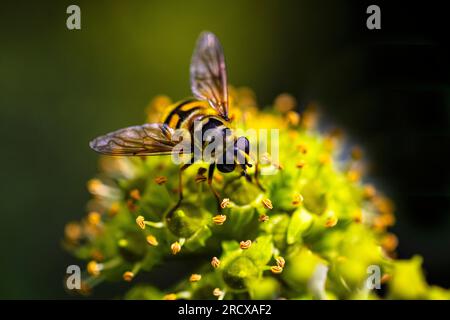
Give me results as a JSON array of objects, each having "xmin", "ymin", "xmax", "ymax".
[{"xmin": 0, "ymin": 0, "xmax": 448, "ymax": 298}]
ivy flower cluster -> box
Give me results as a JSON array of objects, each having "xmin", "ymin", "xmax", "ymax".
[{"xmin": 63, "ymin": 88, "xmax": 449, "ymax": 300}]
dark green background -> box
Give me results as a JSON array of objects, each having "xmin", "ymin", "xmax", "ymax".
[{"xmin": 0, "ymin": 0, "xmax": 449, "ymax": 298}]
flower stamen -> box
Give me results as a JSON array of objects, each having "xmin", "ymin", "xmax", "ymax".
[
  {"xmin": 275, "ymin": 256, "xmax": 285, "ymax": 268},
  {"xmin": 163, "ymin": 293, "xmax": 177, "ymax": 300},
  {"xmin": 154, "ymin": 176, "xmax": 168, "ymax": 185},
  {"xmin": 211, "ymin": 257, "xmax": 220, "ymax": 268},
  {"xmin": 262, "ymin": 198, "xmax": 273, "ymax": 210},
  {"xmin": 171, "ymin": 241, "xmax": 183, "ymax": 255},
  {"xmin": 240, "ymin": 240, "xmax": 252, "ymax": 249},
  {"xmin": 212, "ymin": 214, "xmax": 227, "ymax": 225},
  {"xmin": 87, "ymin": 212, "xmax": 101, "ymax": 226},
  {"xmin": 271, "ymin": 265, "xmax": 283, "ymax": 274},
  {"xmin": 292, "ymin": 194, "xmax": 304, "ymax": 206},
  {"xmin": 136, "ymin": 215, "xmax": 146, "ymax": 229},
  {"xmin": 325, "ymin": 216, "xmax": 338, "ymax": 228},
  {"xmin": 129, "ymin": 189, "xmax": 141, "ymax": 201},
  {"xmin": 296, "ymin": 160, "xmax": 306, "ymax": 169},
  {"xmin": 87, "ymin": 261, "xmax": 102, "ymax": 277},
  {"xmin": 220, "ymin": 198, "xmax": 230, "ymax": 209},
  {"xmin": 146, "ymin": 235, "xmax": 159, "ymax": 246},
  {"xmin": 213, "ymin": 288, "xmax": 224, "ymax": 298},
  {"xmin": 136, "ymin": 215, "xmax": 164, "ymax": 229},
  {"xmin": 123, "ymin": 271, "xmax": 134, "ymax": 282},
  {"xmin": 189, "ymin": 274, "xmax": 202, "ymax": 282}
]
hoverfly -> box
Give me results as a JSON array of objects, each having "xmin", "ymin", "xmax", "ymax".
[{"xmin": 89, "ymin": 31, "xmax": 259, "ymax": 211}]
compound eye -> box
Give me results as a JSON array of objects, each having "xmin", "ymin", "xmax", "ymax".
[
  {"xmin": 234, "ymin": 136, "xmax": 251, "ymax": 166},
  {"xmin": 217, "ymin": 163, "xmax": 235, "ymax": 173},
  {"xmin": 235, "ymin": 136, "xmax": 250, "ymax": 154}
]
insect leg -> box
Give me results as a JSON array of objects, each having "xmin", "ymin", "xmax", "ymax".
[
  {"xmin": 237, "ymin": 148, "xmax": 265, "ymax": 191},
  {"xmin": 178, "ymin": 163, "xmax": 192, "ymax": 202},
  {"xmin": 254, "ymin": 161, "xmax": 266, "ymax": 192},
  {"xmin": 167, "ymin": 159, "xmax": 193, "ymax": 217},
  {"xmin": 222, "ymin": 173, "xmax": 243, "ymax": 190},
  {"xmin": 208, "ymin": 163, "xmax": 222, "ymax": 211},
  {"xmin": 240, "ymin": 165, "xmax": 252, "ymax": 182}
]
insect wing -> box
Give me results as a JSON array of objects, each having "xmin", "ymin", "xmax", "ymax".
[
  {"xmin": 190, "ymin": 31, "xmax": 229, "ymax": 119},
  {"xmin": 89, "ymin": 123, "xmax": 182, "ymax": 156}
]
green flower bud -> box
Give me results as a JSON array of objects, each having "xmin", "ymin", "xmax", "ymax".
[
  {"xmin": 118, "ymin": 231, "xmax": 147, "ymax": 262},
  {"xmin": 302, "ymin": 181, "xmax": 328, "ymax": 215},
  {"xmin": 248, "ymin": 277, "xmax": 280, "ymax": 299},
  {"xmin": 388, "ymin": 256, "xmax": 428, "ymax": 299},
  {"xmin": 223, "ymin": 178, "xmax": 261, "ymax": 206},
  {"xmin": 287, "ymin": 208, "xmax": 314, "ymax": 244},
  {"xmin": 223, "ymin": 256, "xmax": 260, "ymax": 290},
  {"xmin": 282, "ymin": 247, "xmax": 326, "ymax": 291},
  {"xmin": 125, "ymin": 285, "xmax": 163, "ymax": 300},
  {"xmin": 260, "ymin": 214, "xmax": 289, "ymax": 250},
  {"xmin": 166, "ymin": 206, "xmax": 209, "ymax": 238}
]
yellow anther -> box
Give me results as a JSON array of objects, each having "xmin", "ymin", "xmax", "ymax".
[
  {"xmin": 297, "ymin": 144, "xmax": 307, "ymax": 154},
  {"xmin": 292, "ymin": 194, "xmax": 304, "ymax": 206},
  {"xmin": 372, "ymin": 196, "xmax": 395, "ymax": 215},
  {"xmin": 163, "ymin": 293, "xmax": 177, "ymax": 300},
  {"xmin": 136, "ymin": 215, "xmax": 146, "ymax": 229},
  {"xmin": 325, "ymin": 216, "xmax": 338, "ymax": 228},
  {"xmin": 381, "ymin": 274, "xmax": 392, "ymax": 284},
  {"xmin": 123, "ymin": 271, "xmax": 134, "ymax": 282},
  {"xmin": 87, "ymin": 179, "xmax": 102, "ymax": 194},
  {"xmin": 262, "ymin": 198, "xmax": 273, "ymax": 210},
  {"xmin": 109, "ymin": 202, "xmax": 120, "ymax": 216},
  {"xmin": 353, "ymin": 209, "xmax": 363, "ymax": 223},
  {"xmin": 146, "ymin": 235, "xmax": 159, "ymax": 246},
  {"xmin": 90, "ymin": 250, "xmax": 104, "ymax": 262},
  {"xmin": 129, "ymin": 189, "xmax": 141, "ymax": 200},
  {"xmin": 271, "ymin": 266, "xmax": 283, "ymax": 274},
  {"xmin": 211, "ymin": 257, "xmax": 220, "ymax": 268},
  {"xmin": 381, "ymin": 233, "xmax": 398, "ymax": 252},
  {"xmin": 212, "ymin": 215, "xmax": 227, "ymax": 225},
  {"xmin": 64, "ymin": 222, "xmax": 82, "ymax": 242},
  {"xmin": 171, "ymin": 241, "xmax": 181, "ymax": 255},
  {"xmin": 363, "ymin": 184, "xmax": 376, "ymax": 199},
  {"xmin": 286, "ymin": 111, "xmax": 300, "ymax": 126},
  {"xmin": 273, "ymin": 162, "xmax": 284, "ymax": 170},
  {"xmin": 127, "ymin": 199, "xmax": 137, "ymax": 212},
  {"xmin": 87, "ymin": 261, "xmax": 101, "ymax": 276},
  {"xmin": 275, "ymin": 256, "xmax": 285, "ymax": 268},
  {"xmin": 87, "ymin": 212, "xmax": 101, "ymax": 226},
  {"xmin": 154, "ymin": 176, "xmax": 168, "ymax": 185},
  {"xmin": 213, "ymin": 288, "xmax": 224, "ymax": 297},
  {"xmin": 296, "ymin": 160, "xmax": 306, "ymax": 169},
  {"xmin": 382, "ymin": 213, "xmax": 395, "ymax": 227},
  {"xmin": 220, "ymin": 198, "xmax": 230, "ymax": 209},
  {"xmin": 274, "ymin": 93, "xmax": 297, "ymax": 113},
  {"xmin": 189, "ymin": 274, "xmax": 202, "ymax": 282},
  {"xmin": 347, "ymin": 170, "xmax": 361, "ymax": 182},
  {"xmin": 239, "ymin": 240, "xmax": 252, "ymax": 250}
]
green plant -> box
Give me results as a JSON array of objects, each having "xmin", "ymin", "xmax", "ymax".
[{"xmin": 63, "ymin": 89, "xmax": 449, "ymax": 299}]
